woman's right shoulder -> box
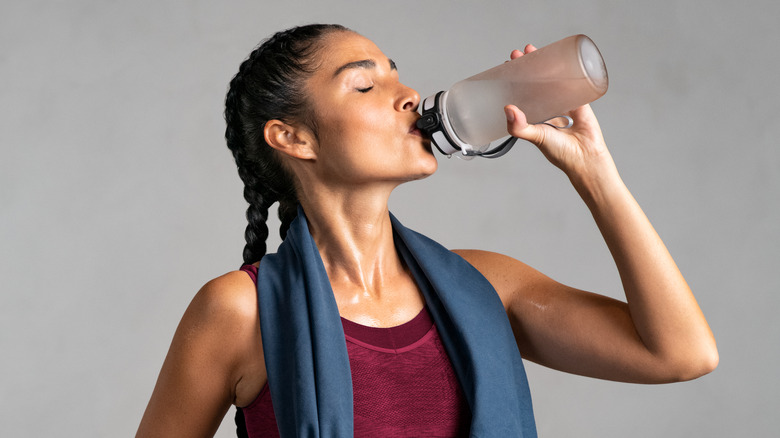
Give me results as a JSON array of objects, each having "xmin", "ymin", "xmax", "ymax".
[
  {"xmin": 189, "ymin": 267, "xmax": 258, "ymax": 323},
  {"xmin": 172, "ymin": 267, "xmax": 262, "ymax": 378},
  {"xmin": 177, "ymin": 268, "xmax": 266, "ymax": 405},
  {"xmin": 136, "ymin": 269, "xmax": 263, "ymax": 435}
]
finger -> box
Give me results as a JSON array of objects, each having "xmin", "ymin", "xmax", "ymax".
[
  {"xmin": 566, "ymin": 103, "xmax": 604, "ymax": 139},
  {"xmin": 510, "ymin": 49, "xmax": 523, "ymax": 60},
  {"xmin": 505, "ymin": 105, "xmax": 551, "ymax": 147},
  {"xmin": 524, "ymin": 44, "xmax": 538, "ymax": 54},
  {"xmin": 568, "ymin": 103, "xmax": 595, "ymax": 121},
  {"xmin": 558, "ymin": 103, "xmax": 596, "ymax": 130}
]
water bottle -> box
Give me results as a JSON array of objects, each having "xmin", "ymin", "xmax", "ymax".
[{"xmin": 416, "ymin": 34, "xmax": 608, "ymax": 158}]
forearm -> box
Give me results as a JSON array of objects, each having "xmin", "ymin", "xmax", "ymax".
[{"xmin": 569, "ymin": 155, "xmax": 718, "ymax": 378}]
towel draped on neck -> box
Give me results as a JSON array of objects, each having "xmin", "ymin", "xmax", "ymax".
[{"xmin": 257, "ymin": 208, "xmax": 536, "ymax": 437}]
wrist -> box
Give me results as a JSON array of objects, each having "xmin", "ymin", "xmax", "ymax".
[{"xmin": 566, "ymin": 153, "xmax": 624, "ymax": 209}]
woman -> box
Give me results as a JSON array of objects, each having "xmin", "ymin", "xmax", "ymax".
[{"xmin": 137, "ymin": 24, "xmax": 718, "ymax": 437}]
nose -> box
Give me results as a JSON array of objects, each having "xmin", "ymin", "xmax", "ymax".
[{"xmin": 396, "ymin": 83, "xmax": 421, "ymax": 112}]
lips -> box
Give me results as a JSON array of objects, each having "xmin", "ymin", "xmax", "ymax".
[{"xmin": 409, "ymin": 118, "xmax": 426, "ymax": 138}]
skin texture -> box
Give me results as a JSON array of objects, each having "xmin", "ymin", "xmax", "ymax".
[{"xmin": 137, "ymin": 35, "xmax": 718, "ymax": 438}]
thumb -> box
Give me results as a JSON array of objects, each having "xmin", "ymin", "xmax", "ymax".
[{"xmin": 505, "ymin": 105, "xmax": 546, "ymax": 146}]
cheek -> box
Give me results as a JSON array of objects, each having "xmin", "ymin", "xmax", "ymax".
[
  {"xmin": 313, "ymin": 114, "xmax": 372, "ymax": 175},
  {"xmin": 345, "ymin": 101, "xmax": 386, "ymax": 133},
  {"xmin": 319, "ymin": 105, "xmax": 387, "ymax": 151}
]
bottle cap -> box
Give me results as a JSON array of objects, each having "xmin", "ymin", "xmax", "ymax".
[{"xmin": 417, "ymin": 91, "xmax": 517, "ymax": 159}]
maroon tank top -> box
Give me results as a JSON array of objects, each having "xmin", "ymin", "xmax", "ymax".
[{"xmin": 237, "ymin": 264, "xmax": 471, "ymax": 437}]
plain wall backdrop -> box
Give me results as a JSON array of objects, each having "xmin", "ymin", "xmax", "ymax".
[{"xmin": 2, "ymin": 0, "xmax": 778, "ymax": 436}]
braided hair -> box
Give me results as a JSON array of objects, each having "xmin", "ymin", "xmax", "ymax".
[{"xmin": 224, "ymin": 24, "xmax": 349, "ymax": 264}]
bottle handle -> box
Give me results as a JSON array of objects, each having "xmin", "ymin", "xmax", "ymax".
[
  {"xmin": 475, "ymin": 137, "xmax": 517, "ymax": 159},
  {"xmin": 542, "ymin": 115, "xmax": 574, "ymax": 129}
]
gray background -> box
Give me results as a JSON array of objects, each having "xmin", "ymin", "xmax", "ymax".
[{"xmin": 2, "ymin": 0, "xmax": 778, "ymax": 436}]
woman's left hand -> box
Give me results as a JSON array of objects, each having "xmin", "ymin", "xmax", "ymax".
[{"xmin": 505, "ymin": 45, "xmax": 611, "ymax": 180}]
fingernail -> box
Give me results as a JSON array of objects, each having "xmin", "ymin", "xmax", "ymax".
[{"xmin": 505, "ymin": 107, "xmax": 515, "ymax": 123}]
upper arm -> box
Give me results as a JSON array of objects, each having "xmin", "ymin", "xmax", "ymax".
[
  {"xmin": 453, "ymin": 249, "xmax": 678, "ymax": 383},
  {"xmin": 136, "ymin": 271, "xmax": 264, "ymax": 437}
]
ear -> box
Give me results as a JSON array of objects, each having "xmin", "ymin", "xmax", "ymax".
[{"xmin": 263, "ymin": 120, "xmax": 317, "ymax": 160}]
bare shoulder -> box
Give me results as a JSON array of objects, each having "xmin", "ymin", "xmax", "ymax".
[
  {"xmin": 187, "ymin": 269, "xmax": 259, "ymax": 327},
  {"xmin": 137, "ymin": 269, "xmax": 264, "ymax": 436},
  {"xmin": 173, "ymin": 269, "xmax": 262, "ymax": 355},
  {"xmin": 452, "ymin": 249, "xmax": 549, "ymax": 306},
  {"xmin": 182, "ymin": 269, "xmax": 265, "ymax": 405},
  {"xmin": 171, "ymin": 267, "xmax": 264, "ymax": 389},
  {"xmin": 453, "ymin": 249, "xmax": 534, "ymax": 274}
]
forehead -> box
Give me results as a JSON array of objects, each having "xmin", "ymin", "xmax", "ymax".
[{"xmin": 316, "ymin": 32, "xmax": 387, "ymax": 73}]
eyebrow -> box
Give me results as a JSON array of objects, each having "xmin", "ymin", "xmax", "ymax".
[{"xmin": 332, "ymin": 58, "xmax": 397, "ymax": 78}]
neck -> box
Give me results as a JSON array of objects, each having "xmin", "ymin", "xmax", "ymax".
[
  {"xmin": 299, "ymin": 184, "xmax": 404, "ymax": 299},
  {"xmin": 293, "ymin": 178, "xmax": 426, "ymax": 327}
]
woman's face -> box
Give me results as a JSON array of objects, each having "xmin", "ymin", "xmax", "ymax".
[{"xmin": 302, "ymin": 32, "xmax": 437, "ymax": 188}]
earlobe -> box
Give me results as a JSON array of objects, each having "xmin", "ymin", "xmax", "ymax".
[{"xmin": 264, "ymin": 120, "xmax": 317, "ymax": 160}]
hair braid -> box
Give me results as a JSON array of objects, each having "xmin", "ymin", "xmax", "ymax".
[
  {"xmin": 239, "ymin": 166, "xmax": 272, "ymax": 264},
  {"xmin": 278, "ymin": 199, "xmax": 299, "ymax": 241},
  {"xmin": 224, "ymin": 24, "xmax": 349, "ymax": 264}
]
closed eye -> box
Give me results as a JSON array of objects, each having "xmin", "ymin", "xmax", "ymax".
[{"xmin": 356, "ymin": 86, "xmax": 374, "ymax": 93}]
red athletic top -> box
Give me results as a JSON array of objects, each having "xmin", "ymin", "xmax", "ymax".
[{"xmin": 237, "ymin": 264, "xmax": 471, "ymax": 437}]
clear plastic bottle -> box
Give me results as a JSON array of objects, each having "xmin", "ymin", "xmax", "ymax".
[
  {"xmin": 418, "ymin": 34, "xmax": 608, "ymax": 156},
  {"xmin": 448, "ymin": 34, "xmax": 608, "ymax": 146}
]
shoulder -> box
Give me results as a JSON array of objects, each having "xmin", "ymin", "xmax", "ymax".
[
  {"xmin": 181, "ymin": 268, "xmax": 263, "ymax": 363},
  {"xmin": 178, "ymin": 269, "xmax": 265, "ymax": 404},
  {"xmin": 452, "ymin": 249, "xmax": 550, "ymax": 307},
  {"xmin": 187, "ymin": 269, "xmax": 258, "ymax": 325},
  {"xmin": 175, "ymin": 269, "xmax": 262, "ymax": 380},
  {"xmin": 452, "ymin": 249, "xmax": 544, "ymax": 285},
  {"xmin": 136, "ymin": 269, "xmax": 264, "ymax": 435},
  {"xmin": 176, "ymin": 268, "xmax": 260, "ymax": 352}
]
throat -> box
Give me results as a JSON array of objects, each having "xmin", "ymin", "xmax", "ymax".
[{"xmin": 333, "ymin": 276, "xmax": 425, "ymax": 328}]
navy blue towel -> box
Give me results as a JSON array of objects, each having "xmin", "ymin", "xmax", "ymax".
[{"xmin": 257, "ymin": 208, "xmax": 536, "ymax": 437}]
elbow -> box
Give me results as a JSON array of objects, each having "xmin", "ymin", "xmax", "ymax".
[
  {"xmin": 664, "ymin": 342, "xmax": 719, "ymax": 382},
  {"xmin": 697, "ymin": 344, "xmax": 720, "ymax": 377},
  {"xmin": 686, "ymin": 348, "xmax": 719, "ymax": 381}
]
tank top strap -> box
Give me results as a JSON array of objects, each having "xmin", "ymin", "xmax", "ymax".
[{"xmin": 239, "ymin": 264, "xmax": 258, "ymax": 285}]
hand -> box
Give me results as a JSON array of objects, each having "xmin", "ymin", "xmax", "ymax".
[{"xmin": 505, "ymin": 45, "xmax": 612, "ymax": 179}]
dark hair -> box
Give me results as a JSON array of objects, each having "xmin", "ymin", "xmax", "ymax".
[{"xmin": 224, "ymin": 24, "xmax": 350, "ymax": 264}]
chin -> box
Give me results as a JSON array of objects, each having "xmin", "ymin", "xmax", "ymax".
[
  {"xmin": 423, "ymin": 155, "xmax": 438, "ymax": 176},
  {"xmin": 411, "ymin": 155, "xmax": 438, "ymax": 180}
]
